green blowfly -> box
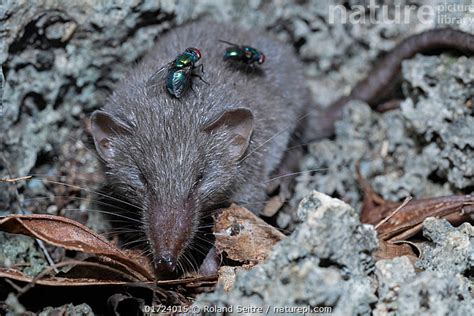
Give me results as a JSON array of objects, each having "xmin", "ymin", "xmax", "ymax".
[
  {"xmin": 220, "ymin": 40, "xmax": 265, "ymax": 66},
  {"xmin": 147, "ymin": 47, "xmax": 207, "ymax": 98}
]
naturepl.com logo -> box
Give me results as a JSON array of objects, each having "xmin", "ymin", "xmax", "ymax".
[{"xmin": 328, "ymin": 0, "xmax": 474, "ymax": 26}]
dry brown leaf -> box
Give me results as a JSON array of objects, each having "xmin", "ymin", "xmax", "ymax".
[
  {"xmin": 373, "ymin": 240, "xmax": 418, "ymax": 264},
  {"xmin": 0, "ymin": 266, "xmax": 215, "ymax": 289},
  {"xmin": 0, "ymin": 213, "xmax": 216, "ymax": 293},
  {"xmin": 374, "ymin": 195, "xmax": 474, "ymax": 241},
  {"xmin": 214, "ymin": 204, "xmax": 285, "ymax": 264},
  {"xmin": 0, "ymin": 266, "xmax": 150, "ymax": 287},
  {"xmin": 0, "ymin": 212, "xmax": 220, "ymax": 314},
  {"xmin": 0, "ymin": 214, "xmax": 153, "ymax": 280},
  {"xmin": 357, "ymin": 165, "xmax": 474, "ymax": 242}
]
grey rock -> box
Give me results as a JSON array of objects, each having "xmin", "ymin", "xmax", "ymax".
[
  {"xmin": 0, "ymin": 0, "xmax": 175, "ymax": 177},
  {"xmin": 38, "ymin": 303, "xmax": 94, "ymax": 316},
  {"xmin": 0, "ymin": 232, "xmax": 47, "ymax": 277},
  {"xmin": 294, "ymin": 54, "xmax": 473, "ymax": 213},
  {"xmin": 394, "ymin": 271, "xmax": 472, "ymax": 316},
  {"xmin": 416, "ymin": 218, "xmax": 473, "ymax": 275},
  {"xmin": 373, "ymin": 217, "xmax": 474, "ymax": 315},
  {"xmin": 0, "ymin": 66, "xmax": 4, "ymax": 116},
  {"xmin": 374, "ymin": 256, "xmax": 416, "ymax": 315},
  {"xmin": 374, "ymin": 256, "xmax": 472, "ymax": 316},
  {"xmin": 195, "ymin": 191, "xmax": 379, "ymax": 315},
  {"xmin": 5, "ymin": 293, "xmax": 26, "ymax": 315}
]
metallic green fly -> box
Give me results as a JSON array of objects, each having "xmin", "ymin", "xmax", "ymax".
[{"xmin": 147, "ymin": 47, "xmax": 206, "ymax": 98}]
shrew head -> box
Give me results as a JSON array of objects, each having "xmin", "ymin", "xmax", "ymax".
[{"xmin": 91, "ymin": 106, "xmax": 253, "ymax": 274}]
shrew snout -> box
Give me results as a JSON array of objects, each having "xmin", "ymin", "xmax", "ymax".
[
  {"xmin": 154, "ymin": 253, "xmax": 177, "ymax": 272},
  {"xmin": 147, "ymin": 202, "xmax": 196, "ymax": 274}
]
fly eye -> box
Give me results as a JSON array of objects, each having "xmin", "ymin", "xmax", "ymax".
[
  {"xmin": 194, "ymin": 48, "xmax": 202, "ymax": 59},
  {"xmin": 186, "ymin": 47, "xmax": 201, "ymax": 60}
]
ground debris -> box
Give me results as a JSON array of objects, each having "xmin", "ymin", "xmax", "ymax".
[
  {"xmin": 358, "ymin": 167, "xmax": 474, "ymax": 243},
  {"xmin": 0, "ymin": 213, "xmax": 217, "ymax": 313},
  {"xmin": 214, "ymin": 204, "xmax": 285, "ymax": 265}
]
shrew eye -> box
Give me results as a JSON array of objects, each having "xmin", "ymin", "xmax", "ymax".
[
  {"xmin": 195, "ymin": 172, "xmax": 204, "ymax": 185},
  {"xmin": 189, "ymin": 172, "xmax": 205, "ymax": 198},
  {"xmin": 197, "ymin": 172, "xmax": 204, "ymax": 182},
  {"xmin": 138, "ymin": 172, "xmax": 147, "ymax": 185}
]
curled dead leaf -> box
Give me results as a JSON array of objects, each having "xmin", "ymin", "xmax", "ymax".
[
  {"xmin": 357, "ymin": 165, "xmax": 474, "ymax": 242},
  {"xmin": 374, "ymin": 195, "xmax": 474, "ymax": 241},
  {"xmin": 0, "ymin": 214, "xmax": 153, "ymax": 281},
  {"xmin": 373, "ymin": 240, "xmax": 418, "ymax": 265},
  {"xmin": 214, "ymin": 204, "xmax": 285, "ymax": 264}
]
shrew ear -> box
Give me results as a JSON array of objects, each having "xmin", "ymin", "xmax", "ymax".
[
  {"xmin": 90, "ymin": 110, "xmax": 131, "ymax": 162},
  {"xmin": 203, "ymin": 108, "xmax": 254, "ymax": 161}
]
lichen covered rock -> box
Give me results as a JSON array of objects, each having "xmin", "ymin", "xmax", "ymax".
[
  {"xmin": 375, "ymin": 259, "xmax": 472, "ymax": 316},
  {"xmin": 196, "ymin": 191, "xmax": 379, "ymax": 315},
  {"xmin": 294, "ymin": 54, "xmax": 474, "ymax": 211},
  {"xmin": 416, "ymin": 218, "xmax": 473, "ymax": 275}
]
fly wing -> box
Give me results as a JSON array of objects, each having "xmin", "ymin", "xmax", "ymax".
[
  {"xmin": 218, "ymin": 39, "xmax": 239, "ymax": 47},
  {"xmin": 146, "ymin": 62, "xmax": 172, "ymax": 89}
]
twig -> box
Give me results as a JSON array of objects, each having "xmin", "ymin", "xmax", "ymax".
[
  {"xmin": 16, "ymin": 260, "xmax": 142, "ymax": 297},
  {"xmin": 4, "ymin": 279, "xmax": 23, "ymax": 292},
  {"xmin": 375, "ymin": 196, "xmax": 412, "ymax": 230},
  {"xmin": 0, "ymin": 175, "xmax": 32, "ymax": 183},
  {"xmin": 0, "ymin": 154, "xmax": 58, "ymax": 273},
  {"xmin": 34, "ymin": 240, "xmax": 58, "ymax": 273}
]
